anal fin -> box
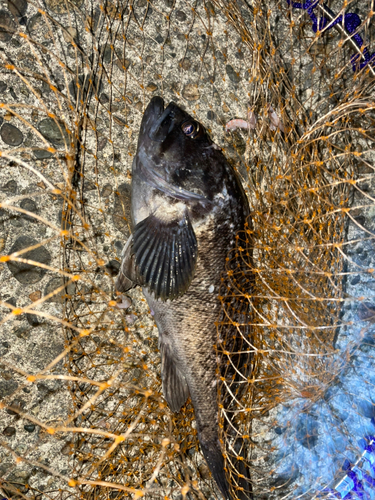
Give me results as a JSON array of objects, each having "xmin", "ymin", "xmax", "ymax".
[{"xmin": 160, "ymin": 343, "xmax": 190, "ymax": 413}]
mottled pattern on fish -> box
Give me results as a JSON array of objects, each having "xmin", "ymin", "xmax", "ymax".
[{"xmin": 116, "ymin": 96, "xmax": 251, "ymax": 500}]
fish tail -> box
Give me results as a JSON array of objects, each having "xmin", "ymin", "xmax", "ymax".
[
  {"xmin": 197, "ymin": 426, "xmax": 252, "ymax": 499},
  {"xmin": 199, "ymin": 437, "xmax": 233, "ymax": 500}
]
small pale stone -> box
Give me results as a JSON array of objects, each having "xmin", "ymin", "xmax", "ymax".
[
  {"xmin": 116, "ymin": 295, "xmax": 132, "ymax": 309},
  {"xmin": 29, "ymin": 290, "xmax": 41, "ymax": 302},
  {"xmin": 146, "ymin": 82, "xmax": 158, "ymax": 92},
  {"xmin": 113, "ymin": 115, "xmax": 127, "ymax": 127},
  {"xmin": 125, "ymin": 313, "xmax": 137, "ymax": 325},
  {"xmin": 3, "ymin": 426, "xmax": 16, "ymax": 437},
  {"xmin": 62, "ymin": 26, "xmax": 77, "ymax": 43},
  {"xmin": 182, "ymin": 83, "xmax": 199, "ymax": 101}
]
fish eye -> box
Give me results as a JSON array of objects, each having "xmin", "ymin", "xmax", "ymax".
[{"xmin": 181, "ymin": 120, "xmax": 200, "ymax": 138}]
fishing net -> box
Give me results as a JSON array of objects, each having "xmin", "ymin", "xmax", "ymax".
[{"xmin": 0, "ymin": 0, "xmax": 374, "ymax": 499}]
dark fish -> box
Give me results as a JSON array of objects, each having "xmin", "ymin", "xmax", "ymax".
[{"xmin": 116, "ymin": 96, "xmax": 251, "ymax": 499}]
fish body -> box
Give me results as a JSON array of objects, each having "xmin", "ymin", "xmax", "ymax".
[{"xmin": 116, "ymin": 97, "xmax": 250, "ymax": 499}]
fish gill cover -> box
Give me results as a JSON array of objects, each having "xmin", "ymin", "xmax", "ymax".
[{"xmin": 0, "ymin": 0, "xmax": 374, "ymax": 499}]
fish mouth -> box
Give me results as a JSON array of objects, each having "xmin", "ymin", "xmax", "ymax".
[
  {"xmin": 140, "ymin": 96, "xmax": 181, "ymax": 143},
  {"xmin": 138, "ymin": 96, "xmax": 165, "ymax": 144},
  {"xmin": 148, "ymin": 101, "xmax": 178, "ymax": 142},
  {"xmin": 137, "ymin": 97, "xmax": 212, "ymax": 205}
]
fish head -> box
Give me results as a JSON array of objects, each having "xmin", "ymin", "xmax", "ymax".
[{"xmin": 135, "ymin": 96, "xmax": 225, "ymax": 204}]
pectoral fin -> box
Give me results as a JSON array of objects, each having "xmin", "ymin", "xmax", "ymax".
[
  {"xmin": 160, "ymin": 343, "xmax": 190, "ymax": 412},
  {"xmin": 132, "ymin": 210, "xmax": 197, "ymax": 300},
  {"xmin": 115, "ymin": 235, "xmax": 142, "ymax": 292}
]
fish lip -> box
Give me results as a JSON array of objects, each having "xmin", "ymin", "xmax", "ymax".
[
  {"xmin": 148, "ymin": 102, "xmax": 178, "ymax": 142},
  {"xmin": 138, "ymin": 96, "xmax": 165, "ymax": 144}
]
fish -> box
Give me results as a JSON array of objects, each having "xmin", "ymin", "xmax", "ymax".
[{"xmin": 115, "ymin": 96, "xmax": 251, "ymax": 500}]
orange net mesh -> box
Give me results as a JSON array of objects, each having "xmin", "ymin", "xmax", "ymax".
[{"xmin": 0, "ymin": 0, "xmax": 374, "ymax": 499}]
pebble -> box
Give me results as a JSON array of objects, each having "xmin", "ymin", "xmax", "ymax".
[
  {"xmin": 29, "ymin": 290, "xmax": 41, "ymax": 301},
  {"xmin": 2, "ymin": 426, "xmax": 16, "ymax": 437},
  {"xmin": 146, "ymin": 82, "xmax": 158, "ymax": 92},
  {"xmin": 155, "ymin": 34, "xmax": 163, "ymax": 44},
  {"xmin": 114, "ymin": 58, "xmax": 131, "ymax": 72},
  {"xmin": 99, "ymin": 93, "xmax": 109, "ymax": 104},
  {"xmin": 296, "ymin": 414, "xmax": 318, "ymax": 449},
  {"xmin": 44, "ymin": 277, "xmax": 75, "ymax": 303},
  {"xmin": 97, "ymin": 136, "xmax": 107, "ymax": 151},
  {"xmin": 175, "ymin": 10, "xmax": 186, "ymax": 22},
  {"xmin": 61, "ymin": 441, "xmax": 72, "ymax": 455},
  {"xmin": 0, "ymin": 123, "xmax": 24, "ymax": 146},
  {"xmin": 26, "ymin": 313, "xmax": 40, "ymax": 327},
  {"xmin": 182, "ymin": 83, "xmax": 199, "ymax": 101},
  {"xmin": 225, "ymin": 64, "xmax": 241, "ymax": 84},
  {"xmin": 357, "ymin": 399, "xmax": 375, "ymax": 419},
  {"xmin": 357, "ymin": 302, "xmax": 375, "ymax": 322},
  {"xmin": 43, "ymin": 0, "xmax": 83, "ymax": 14},
  {"xmin": 33, "ymin": 148, "xmax": 53, "ymax": 159},
  {"xmin": 7, "ymin": 236, "xmax": 51, "ymax": 284},
  {"xmin": 26, "ymin": 12, "xmax": 42, "ymax": 32},
  {"xmin": 113, "ymin": 115, "xmax": 127, "ymax": 127},
  {"xmin": 207, "ymin": 1, "xmax": 216, "ymax": 15},
  {"xmin": 6, "ymin": 398, "xmax": 25, "ymax": 415},
  {"xmin": 100, "ymin": 44, "xmax": 113, "ymax": 64},
  {"xmin": 84, "ymin": 179, "xmax": 96, "ymax": 191},
  {"xmin": 0, "ymin": 380, "xmax": 18, "ymax": 398},
  {"xmin": 0, "ymin": 81, "xmax": 7, "ymax": 92},
  {"xmin": 0, "ymin": 10, "xmax": 16, "ymax": 42},
  {"xmin": 20, "ymin": 198, "xmax": 38, "ymax": 222},
  {"xmin": 38, "ymin": 117, "xmax": 69, "ymax": 148},
  {"xmin": 24, "ymin": 424, "xmax": 35, "ymax": 432},
  {"xmin": 1, "ymin": 179, "xmax": 17, "ymax": 193},
  {"xmin": 125, "ymin": 313, "xmax": 137, "ymax": 325},
  {"xmin": 351, "ymin": 275, "xmax": 360, "ymax": 286},
  {"xmin": 7, "ymin": 0, "xmax": 28, "ymax": 18},
  {"xmin": 105, "ymin": 260, "xmax": 120, "ymax": 277},
  {"xmin": 4, "ymin": 296, "xmax": 16, "ymax": 308},
  {"xmin": 68, "ymin": 73, "xmax": 102, "ymax": 103},
  {"xmin": 235, "ymin": 50, "xmax": 245, "ymax": 60},
  {"xmin": 113, "ymin": 183, "xmax": 131, "ymax": 235},
  {"xmin": 62, "ymin": 26, "xmax": 77, "ymax": 43},
  {"xmin": 15, "ymin": 326, "xmax": 30, "ymax": 339},
  {"xmin": 0, "ymin": 341, "xmax": 10, "ymax": 356},
  {"xmin": 101, "ymin": 184, "xmax": 112, "ymax": 198},
  {"xmin": 116, "ymin": 295, "xmax": 132, "ymax": 309}
]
